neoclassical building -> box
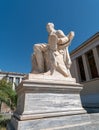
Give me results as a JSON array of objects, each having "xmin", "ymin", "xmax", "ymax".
[
  {"xmin": 0, "ymin": 71, "xmax": 25, "ymax": 90},
  {"xmin": 70, "ymin": 32, "xmax": 99, "ymax": 108},
  {"xmin": 0, "ymin": 71, "xmax": 25, "ymax": 113}
]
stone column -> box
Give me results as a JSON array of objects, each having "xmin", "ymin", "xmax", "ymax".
[
  {"xmin": 13, "ymin": 77, "xmax": 16, "ymax": 90},
  {"xmin": 19, "ymin": 77, "xmax": 22, "ymax": 83},
  {"xmin": 73, "ymin": 59, "xmax": 79, "ymax": 82},
  {"xmin": 6, "ymin": 75, "xmax": 9, "ymax": 83},
  {"xmin": 92, "ymin": 47, "xmax": 99, "ymax": 75},
  {"xmin": 82, "ymin": 54, "xmax": 90, "ymax": 81}
]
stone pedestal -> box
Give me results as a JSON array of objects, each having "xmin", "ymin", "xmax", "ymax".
[{"xmin": 7, "ymin": 74, "xmax": 87, "ymax": 130}]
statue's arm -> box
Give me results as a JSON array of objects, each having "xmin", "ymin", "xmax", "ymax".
[{"xmin": 58, "ymin": 31, "xmax": 75, "ymax": 49}]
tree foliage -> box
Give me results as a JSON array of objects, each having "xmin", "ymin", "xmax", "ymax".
[{"xmin": 0, "ymin": 79, "xmax": 17, "ymax": 111}]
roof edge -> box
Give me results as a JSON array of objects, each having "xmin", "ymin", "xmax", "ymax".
[{"xmin": 70, "ymin": 32, "xmax": 99, "ymax": 55}]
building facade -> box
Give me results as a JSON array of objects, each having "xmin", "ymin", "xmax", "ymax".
[
  {"xmin": 70, "ymin": 32, "xmax": 99, "ymax": 107},
  {"xmin": 0, "ymin": 71, "xmax": 25, "ymax": 113},
  {"xmin": 0, "ymin": 71, "xmax": 25, "ymax": 90}
]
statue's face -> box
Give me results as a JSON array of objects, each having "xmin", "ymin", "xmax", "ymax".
[
  {"xmin": 47, "ymin": 26, "xmax": 52, "ymax": 33},
  {"xmin": 46, "ymin": 23, "xmax": 54, "ymax": 33}
]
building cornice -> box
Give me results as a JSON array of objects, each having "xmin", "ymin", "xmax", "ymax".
[
  {"xmin": 0, "ymin": 71, "xmax": 26, "ymax": 76},
  {"xmin": 70, "ymin": 32, "xmax": 99, "ymax": 56}
]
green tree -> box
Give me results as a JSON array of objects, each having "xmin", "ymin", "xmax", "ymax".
[{"xmin": 0, "ymin": 79, "xmax": 17, "ymax": 112}]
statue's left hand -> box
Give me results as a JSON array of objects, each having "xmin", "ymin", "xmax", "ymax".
[{"xmin": 69, "ymin": 31, "xmax": 75, "ymax": 39}]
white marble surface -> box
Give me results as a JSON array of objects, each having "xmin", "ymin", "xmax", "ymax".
[
  {"xmin": 27, "ymin": 73, "xmax": 76, "ymax": 83},
  {"xmin": 16, "ymin": 93, "xmax": 83, "ymax": 116},
  {"xmin": 8, "ymin": 113, "xmax": 99, "ymax": 130},
  {"xmin": 14, "ymin": 79, "xmax": 85, "ymax": 121}
]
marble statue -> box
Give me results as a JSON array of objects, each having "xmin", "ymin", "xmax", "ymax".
[
  {"xmin": 8, "ymin": 23, "xmax": 87, "ymax": 130},
  {"xmin": 31, "ymin": 23, "xmax": 75, "ymax": 77}
]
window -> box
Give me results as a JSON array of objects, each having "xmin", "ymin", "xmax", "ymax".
[
  {"xmin": 9, "ymin": 77, "xmax": 13, "ymax": 83},
  {"xmin": 86, "ymin": 50, "xmax": 99, "ymax": 79},
  {"xmin": 15, "ymin": 77, "xmax": 20, "ymax": 86},
  {"xmin": 77, "ymin": 56, "xmax": 86, "ymax": 82}
]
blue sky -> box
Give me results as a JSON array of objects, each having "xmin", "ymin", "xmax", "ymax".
[{"xmin": 0, "ymin": 0, "xmax": 99, "ymax": 73}]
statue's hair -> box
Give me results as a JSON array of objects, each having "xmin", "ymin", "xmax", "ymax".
[{"xmin": 46, "ymin": 23, "xmax": 54, "ymax": 28}]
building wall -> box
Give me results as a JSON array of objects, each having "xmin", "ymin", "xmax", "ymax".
[
  {"xmin": 70, "ymin": 33, "xmax": 99, "ymax": 107},
  {"xmin": 80, "ymin": 78, "xmax": 99, "ymax": 107}
]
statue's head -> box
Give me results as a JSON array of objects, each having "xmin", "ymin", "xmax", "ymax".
[{"xmin": 46, "ymin": 23, "xmax": 55, "ymax": 33}]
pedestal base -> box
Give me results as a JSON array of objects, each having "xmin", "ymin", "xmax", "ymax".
[
  {"xmin": 8, "ymin": 113, "xmax": 93, "ymax": 130},
  {"xmin": 7, "ymin": 77, "xmax": 86, "ymax": 130}
]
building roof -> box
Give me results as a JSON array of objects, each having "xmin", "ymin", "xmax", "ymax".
[
  {"xmin": 70, "ymin": 32, "xmax": 99, "ymax": 55},
  {"xmin": 0, "ymin": 71, "xmax": 26, "ymax": 76}
]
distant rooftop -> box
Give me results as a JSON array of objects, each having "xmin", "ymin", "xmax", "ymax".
[{"xmin": 0, "ymin": 71, "xmax": 26, "ymax": 76}]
